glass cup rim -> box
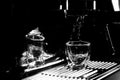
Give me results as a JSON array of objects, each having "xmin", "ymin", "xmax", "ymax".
[{"xmin": 66, "ymin": 40, "xmax": 90, "ymax": 46}]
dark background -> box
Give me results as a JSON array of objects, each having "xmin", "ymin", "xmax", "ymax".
[{"xmin": 1, "ymin": 0, "xmax": 120, "ymax": 79}]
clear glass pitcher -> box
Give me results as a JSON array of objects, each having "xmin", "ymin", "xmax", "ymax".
[{"xmin": 20, "ymin": 27, "xmax": 53, "ymax": 69}]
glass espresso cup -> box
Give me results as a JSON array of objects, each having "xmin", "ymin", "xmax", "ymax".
[{"xmin": 65, "ymin": 40, "xmax": 91, "ymax": 70}]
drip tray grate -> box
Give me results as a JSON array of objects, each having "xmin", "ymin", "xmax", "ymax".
[{"xmin": 22, "ymin": 60, "xmax": 120, "ymax": 80}]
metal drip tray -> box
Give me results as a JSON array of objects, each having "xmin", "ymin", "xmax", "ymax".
[{"xmin": 22, "ymin": 60, "xmax": 120, "ymax": 80}]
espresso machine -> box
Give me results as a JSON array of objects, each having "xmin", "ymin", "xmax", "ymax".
[{"xmin": 19, "ymin": 0, "xmax": 120, "ymax": 80}]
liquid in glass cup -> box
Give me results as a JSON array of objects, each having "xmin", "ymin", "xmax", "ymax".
[{"xmin": 65, "ymin": 40, "xmax": 91, "ymax": 70}]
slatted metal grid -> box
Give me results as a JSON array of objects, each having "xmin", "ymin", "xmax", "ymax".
[{"xmin": 22, "ymin": 60, "xmax": 120, "ymax": 80}]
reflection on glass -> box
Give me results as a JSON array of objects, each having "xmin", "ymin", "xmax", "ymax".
[
  {"xmin": 65, "ymin": 40, "xmax": 90, "ymax": 70},
  {"xmin": 26, "ymin": 27, "xmax": 45, "ymax": 41}
]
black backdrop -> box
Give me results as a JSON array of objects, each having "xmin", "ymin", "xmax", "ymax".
[
  {"xmin": 2, "ymin": 0, "xmax": 119, "ymax": 65},
  {"xmin": 7, "ymin": 0, "xmax": 114, "ymax": 54},
  {"xmin": 1, "ymin": 0, "xmax": 120, "ymax": 79}
]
